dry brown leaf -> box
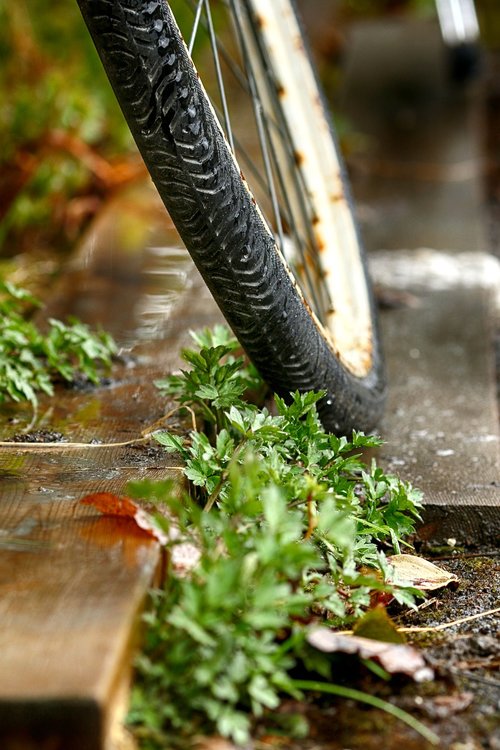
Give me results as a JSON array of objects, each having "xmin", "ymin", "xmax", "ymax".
[
  {"xmin": 307, "ymin": 626, "xmax": 434, "ymax": 682},
  {"xmin": 194, "ymin": 738, "xmax": 239, "ymax": 750},
  {"xmin": 170, "ymin": 541, "xmax": 202, "ymax": 575},
  {"xmin": 387, "ymin": 554, "xmax": 459, "ymax": 590},
  {"xmin": 80, "ymin": 492, "xmax": 168, "ymax": 545}
]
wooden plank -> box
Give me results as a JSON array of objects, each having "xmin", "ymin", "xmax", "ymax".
[
  {"xmin": 0, "ymin": 183, "xmax": 223, "ymax": 750},
  {"xmin": 0, "ymin": 494, "xmax": 158, "ymax": 749},
  {"xmin": 336, "ymin": 17, "xmax": 499, "ymax": 544},
  {"xmin": 372, "ymin": 251, "xmax": 500, "ymax": 546}
]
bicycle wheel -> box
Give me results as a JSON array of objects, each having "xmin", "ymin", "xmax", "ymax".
[{"xmin": 76, "ymin": 0, "xmax": 386, "ymax": 434}]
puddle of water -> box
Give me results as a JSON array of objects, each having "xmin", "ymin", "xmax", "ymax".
[{"xmin": 0, "ymin": 518, "xmax": 50, "ymax": 553}]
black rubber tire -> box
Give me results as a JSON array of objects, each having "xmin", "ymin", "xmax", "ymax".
[{"xmin": 76, "ymin": 0, "xmax": 386, "ymax": 434}]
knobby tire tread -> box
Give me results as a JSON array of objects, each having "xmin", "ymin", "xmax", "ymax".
[{"xmin": 76, "ymin": 0, "xmax": 386, "ymax": 434}]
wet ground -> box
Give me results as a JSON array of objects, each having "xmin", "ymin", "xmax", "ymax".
[{"xmin": 239, "ymin": 554, "xmax": 498, "ymax": 750}]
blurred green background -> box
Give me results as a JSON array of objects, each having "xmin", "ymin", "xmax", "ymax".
[{"xmin": 0, "ymin": 1, "xmax": 436, "ymax": 261}]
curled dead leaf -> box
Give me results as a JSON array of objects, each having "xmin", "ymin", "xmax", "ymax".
[
  {"xmin": 170, "ymin": 541, "xmax": 202, "ymax": 574},
  {"xmin": 307, "ymin": 626, "xmax": 434, "ymax": 682},
  {"xmin": 387, "ymin": 554, "xmax": 459, "ymax": 591},
  {"xmin": 80, "ymin": 492, "xmax": 168, "ymax": 545},
  {"xmin": 79, "ymin": 492, "xmax": 201, "ymax": 574},
  {"xmin": 194, "ymin": 738, "xmax": 238, "ymax": 750}
]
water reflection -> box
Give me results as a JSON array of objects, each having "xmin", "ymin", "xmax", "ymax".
[
  {"xmin": 129, "ymin": 245, "xmax": 192, "ymax": 346},
  {"xmin": 67, "ymin": 185, "xmax": 195, "ymax": 349}
]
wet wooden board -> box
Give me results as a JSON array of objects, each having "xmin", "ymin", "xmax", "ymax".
[
  {"xmin": 372, "ymin": 252, "xmax": 500, "ymax": 546},
  {"xmin": 0, "ymin": 184, "xmax": 223, "ymax": 750},
  {"xmin": 331, "ymin": 16, "xmax": 499, "ymax": 543}
]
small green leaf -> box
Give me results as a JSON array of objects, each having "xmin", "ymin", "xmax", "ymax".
[
  {"xmin": 262, "ymin": 484, "xmax": 286, "ymax": 533},
  {"xmin": 128, "ymin": 324, "xmax": 427, "ymax": 744},
  {"xmin": 153, "ymin": 431, "xmax": 186, "ymax": 454}
]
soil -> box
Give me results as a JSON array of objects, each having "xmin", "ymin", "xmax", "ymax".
[{"xmin": 7, "ymin": 429, "xmax": 67, "ymax": 443}]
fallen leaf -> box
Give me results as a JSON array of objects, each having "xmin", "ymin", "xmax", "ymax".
[
  {"xmin": 307, "ymin": 626, "xmax": 434, "ymax": 682},
  {"xmin": 194, "ymin": 738, "xmax": 238, "ymax": 750},
  {"xmin": 353, "ymin": 606, "xmax": 406, "ymax": 644},
  {"xmin": 170, "ymin": 541, "xmax": 202, "ymax": 574},
  {"xmin": 80, "ymin": 492, "xmax": 168, "ymax": 545},
  {"xmin": 387, "ymin": 554, "xmax": 459, "ymax": 590},
  {"xmin": 79, "ymin": 492, "xmax": 201, "ymax": 574},
  {"xmin": 455, "ymin": 657, "xmax": 500, "ymax": 671}
]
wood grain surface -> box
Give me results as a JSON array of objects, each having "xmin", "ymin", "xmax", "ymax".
[{"xmin": 0, "ymin": 183, "xmax": 223, "ymax": 750}]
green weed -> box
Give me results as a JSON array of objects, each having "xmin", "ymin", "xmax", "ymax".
[
  {"xmin": 128, "ymin": 326, "xmax": 428, "ymax": 746},
  {"xmin": 0, "ymin": 280, "xmax": 116, "ymax": 409}
]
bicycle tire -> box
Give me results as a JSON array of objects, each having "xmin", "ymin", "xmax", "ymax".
[{"xmin": 76, "ymin": 0, "xmax": 386, "ymax": 434}]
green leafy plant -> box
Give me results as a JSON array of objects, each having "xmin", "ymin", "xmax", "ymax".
[
  {"xmin": 154, "ymin": 326, "xmax": 422, "ymax": 570},
  {"xmin": 0, "ymin": 280, "xmax": 116, "ymax": 408},
  {"xmin": 127, "ymin": 326, "xmax": 432, "ymax": 747}
]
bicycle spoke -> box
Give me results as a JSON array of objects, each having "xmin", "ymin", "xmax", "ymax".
[
  {"xmin": 184, "ymin": 0, "xmax": 289, "ymax": 144},
  {"xmin": 203, "ymin": 0, "xmax": 235, "ymax": 154},
  {"xmin": 229, "ymin": 1, "xmax": 287, "ymax": 251},
  {"xmin": 259, "ymin": 108, "xmax": 326, "ymax": 317},
  {"xmin": 277, "ymin": 134, "xmax": 332, "ymax": 319},
  {"xmin": 234, "ymin": 2, "xmax": 329, "ymax": 318},
  {"xmin": 188, "ymin": 0, "xmax": 204, "ymax": 55},
  {"xmin": 181, "ymin": 0, "xmax": 334, "ymax": 323},
  {"xmin": 255, "ymin": 38, "xmax": 332, "ymax": 318}
]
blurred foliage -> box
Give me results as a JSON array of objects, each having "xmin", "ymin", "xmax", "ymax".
[
  {"xmin": 478, "ymin": 0, "xmax": 500, "ymax": 50},
  {"xmin": 0, "ymin": 0, "xmax": 223, "ymax": 259},
  {"xmin": 0, "ymin": 279, "xmax": 117, "ymax": 410},
  {"xmin": 0, "ymin": 0, "xmax": 140, "ymax": 256}
]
